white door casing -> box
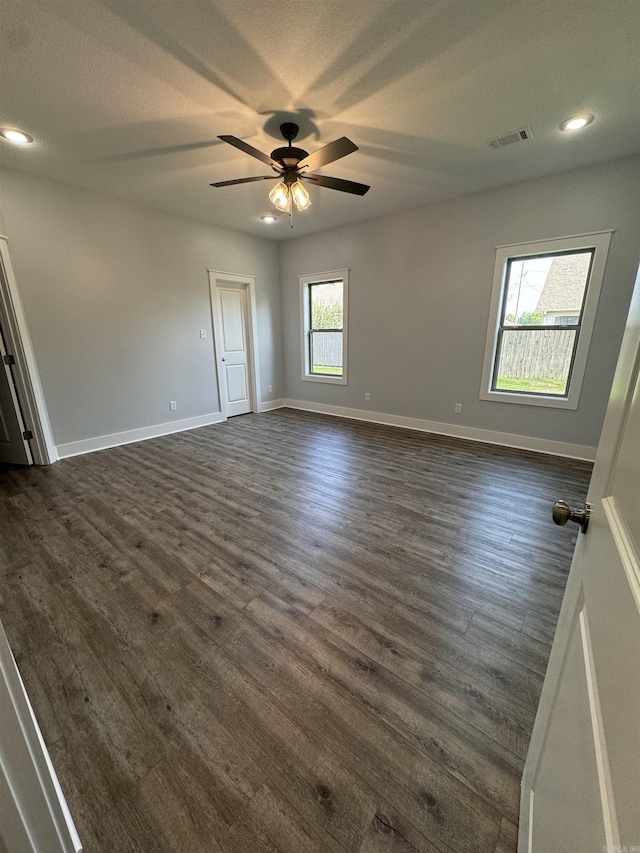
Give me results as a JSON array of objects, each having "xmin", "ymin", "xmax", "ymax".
[
  {"xmin": 0, "ymin": 620, "xmax": 82, "ymax": 853},
  {"xmin": 0, "ymin": 323, "xmax": 32, "ymax": 464},
  {"xmin": 208, "ymin": 271, "xmax": 261, "ymax": 419},
  {"xmin": 0, "ymin": 238, "xmax": 57, "ymax": 464},
  {"xmin": 520, "ymin": 262, "xmax": 640, "ymax": 851}
]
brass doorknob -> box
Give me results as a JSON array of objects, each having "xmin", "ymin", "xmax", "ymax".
[{"xmin": 552, "ymin": 500, "xmax": 590, "ymax": 534}]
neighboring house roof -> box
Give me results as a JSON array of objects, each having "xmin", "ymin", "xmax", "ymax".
[{"xmin": 536, "ymin": 253, "xmax": 591, "ymax": 312}]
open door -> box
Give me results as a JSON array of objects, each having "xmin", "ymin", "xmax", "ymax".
[
  {"xmin": 0, "ymin": 238, "xmax": 56, "ymax": 465},
  {"xmin": 520, "ymin": 263, "xmax": 640, "ymax": 850},
  {"xmin": 0, "ymin": 322, "xmax": 32, "ymax": 465}
]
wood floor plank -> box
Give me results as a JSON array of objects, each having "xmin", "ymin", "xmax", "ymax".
[
  {"xmin": 522, "ymin": 608, "xmax": 559, "ymax": 645},
  {"xmin": 310, "ymin": 595, "xmax": 534, "ymax": 760},
  {"xmin": 494, "ymin": 816, "xmax": 519, "ymax": 853},
  {"xmin": 0, "ymin": 409, "xmax": 591, "ymax": 852},
  {"xmin": 155, "ymin": 603, "xmax": 383, "ymax": 853},
  {"xmin": 358, "ymin": 804, "xmax": 451, "ymax": 853},
  {"xmin": 114, "ymin": 760, "xmax": 226, "ymax": 853},
  {"xmin": 224, "ymin": 783, "xmax": 339, "ymax": 853},
  {"xmin": 465, "ymin": 612, "xmax": 551, "ymax": 677},
  {"xmin": 245, "ymin": 589, "xmax": 519, "ymax": 827}
]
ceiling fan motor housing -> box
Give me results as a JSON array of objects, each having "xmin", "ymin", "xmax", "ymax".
[{"xmin": 270, "ymin": 146, "xmax": 309, "ymax": 168}]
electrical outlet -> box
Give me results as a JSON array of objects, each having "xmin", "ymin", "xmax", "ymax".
[
  {"xmin": 365, "ymin": 392, "xmax": 371, "ymax": 402},
  {"xmin": 170, "ymin": 401, "xmax": 177, "ymax": 411},
  {"xmin": 200, "ymin": 329, "xmax": 207, "ymax": 339},
  {"xmin": 455, "ymin": 403, "xmax": 462, "ymax": 414},
  {"xmin": 268, "ymin": 385, "xmax": 273, "ymax": 392}
]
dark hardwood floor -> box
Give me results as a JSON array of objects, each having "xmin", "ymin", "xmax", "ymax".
[{"xmin": 0, "ymin": 409, "xmax": 592, "ymax": 853}]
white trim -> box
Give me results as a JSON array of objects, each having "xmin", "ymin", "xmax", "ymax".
[
  {"xmin": 299, "ymin": 269, "xmax": 349, "ymax": 386},
  {"xmin": 602, "ymin": 496, "xmax": 640, "ymax": 614},
  {"xmin": 578, "ymin": 606, "xmax": 620, "ymax": 851},
  {"xmin": 57, "ymin": 412, "xmax": 224, "ymax": 459},
  {"xmin": 480, "ymin": 231, "xmax": 612, "ymax": 410},
  {"xmin": 495, "ymin": 229, "xmax": 614, "ymax": 250},
  {"xmin": 0, "ymin": 620, "xmax": 82, "ymax": 852},
  {"xmin": 0, "ymin": 238, "xmax": 58, "ymax": 463},
  {"xmin": 54, "ymin": 397, "xmax": 598, "ymax": 462},
  {"xmin": 208, "ymin": 270, "xmax": 262, "ymax": 417},
  {"xmin": 274, "ymin": 398, "xmax": 596, "ymax": 460},
  {"xmin": 521, "ymin": 587, "xmax": 584, "ymax": 853},
  {"xmin": 260, "ymin": 398, "xmax": 288, "ymax": 412}
]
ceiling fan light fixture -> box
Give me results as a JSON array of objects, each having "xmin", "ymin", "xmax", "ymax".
[
  {"xmin": 291, "ymin": 180, "xmax": 311, "ymax": 211},
  {"xmin": 269, "ymin": 181, "xmax": 291, "ymax": 212}
]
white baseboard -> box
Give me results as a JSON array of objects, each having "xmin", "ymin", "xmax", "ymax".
[
  {"xmin": 259, "ymin": 398, "xmax": 288, "ymax": 412},
  {"xmin": 57, "ymin": 412, "xmax": 225, "ymax": 459},
  {"xmin": 55, "ymin": 399, "xmax": 596, "ymax": 462},
  {"xmin": 274, "ymin": 399, "xmax": 597, "ymax": 461}
]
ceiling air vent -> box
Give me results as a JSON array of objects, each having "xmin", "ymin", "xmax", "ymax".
[{"xmin": 488, "ymin": 127, "xmax": 533, "ymax": 149}]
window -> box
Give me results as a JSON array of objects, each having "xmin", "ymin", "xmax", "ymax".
[
  {"xmin": 480, "ymin": 232, "xmax": 612, "ymax": 409},
  {"xmin": 300, "ymin": 269, "xmax": 348, "ymax": 384}
]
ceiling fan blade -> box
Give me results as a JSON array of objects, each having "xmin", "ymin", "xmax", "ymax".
[
  {"xmin": 297, "ymin": 137, "xmax": 358, "ymax": 172},
  {"xmin": 302, "ymin": 174, "xmax": 370, "ymax": 196},
  {"xmin": 210, "ymin": 175, "xmax": 280, "ymax": 188},
  {"xmin": 218, "ymin": 135, "xmax": 280, "ymax": 168}
]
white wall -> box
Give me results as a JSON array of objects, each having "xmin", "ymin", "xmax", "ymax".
[
  {"xmin": 0, "ymin": 169, "xmax": 283, "ymax": 449},
  {"xmin": 279, "ymin": 155, "xmax": 640, "ymax": 452}
]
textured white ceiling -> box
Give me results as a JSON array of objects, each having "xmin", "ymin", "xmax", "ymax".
[{"xmin": 1, "ymin": 0, "xmax": 639, "ymax": 240}]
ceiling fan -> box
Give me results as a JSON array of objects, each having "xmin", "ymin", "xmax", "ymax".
[{"xmin": 210, "ymin": 122, "xmax": 370, "ymax": 216}]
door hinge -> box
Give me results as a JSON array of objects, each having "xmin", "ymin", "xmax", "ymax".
[
  {"xmin": 23, "ymin": 429, "xmax": 34, "ymax": 441},
  {"xmin": 3, "ymin": 354, "xmax": 16, "ymax": 366}
]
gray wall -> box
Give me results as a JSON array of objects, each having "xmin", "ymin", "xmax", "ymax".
[
  {"xmin": 279, "ymin": 155, "xmax": 640, "ymax": 449},
  {"xmin": 0, "ymin": 169, "xmax": 283, "ymax": 446},
  {"xmin": 2, "ymin": 156, "xmax": 639, "ymax": 456}
]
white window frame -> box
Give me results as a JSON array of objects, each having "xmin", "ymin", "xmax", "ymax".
[
  {"xmin": 300, "ymin": 269, "xmax": 349, "ymax": 385},
  {"xmin": 480, "ymin": 231, "xmax": 612, "ymax": 410}
]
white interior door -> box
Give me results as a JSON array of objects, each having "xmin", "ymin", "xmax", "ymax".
[
  {"xmin": 520, "ymin": 265, "xmax": 640, "ymax": 852},
  {"xmin": 216, "ymin": 284, "xmax": 252, "ymax": 418},
  {"xmin": 0, "ymin": 325, "xmax": 32, "ymax": 465}
]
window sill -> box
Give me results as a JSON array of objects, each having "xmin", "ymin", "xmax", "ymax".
[
  {"xmin": 302, "ymin": 374, "xmax": 348, "ymax": 386},
  {"xmin": 479, "ymin": 388, "xmax": 578, "ymax": 410}
]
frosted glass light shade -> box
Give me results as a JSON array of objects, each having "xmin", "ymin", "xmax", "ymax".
[
  {"xmin": 291, "ymin": 180, "xmax": 311, "ymax": 211},
  {"xmin": 269, "ymin": 182, "xmax": 290, "ymax": 212}
]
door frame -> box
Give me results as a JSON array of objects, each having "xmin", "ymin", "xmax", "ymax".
[
  {"xmin": 208, "ymin": 270, "xmax": 262, "ymax": 420},
  {"xmin": 0, "ymin": 237, "xmax": 57, "ymax": 464}
]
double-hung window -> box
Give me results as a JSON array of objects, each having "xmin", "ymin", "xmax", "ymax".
[
  {"xmin": 300, "ymin": 270, "xmax": 348, "ymax": 384},
  {"xmin": 480, "ymin": 232, "xmax": 611, "ymax": 409}
]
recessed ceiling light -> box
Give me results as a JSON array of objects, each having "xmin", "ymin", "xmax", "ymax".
[
  {"xmin": 560, "ymin": 114, "xmax": 594, "ymax": 132},
  {"xmin": 260, "ymin": 213, "xmax": 278, "ymax": 223},
  {"xmin": 0, "ymin": 128, "xmax": 34, "ymax": 145}
]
